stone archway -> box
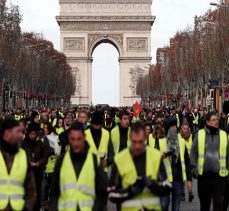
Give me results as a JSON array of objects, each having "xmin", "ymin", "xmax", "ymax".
[{"xmin": 57, "ymin": 0, "xmax": 155, "ymax": 106}]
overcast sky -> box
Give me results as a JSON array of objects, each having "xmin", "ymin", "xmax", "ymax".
[{"xmin": 10, "ymin": 0, "xmax": 216, "ymax": 106}]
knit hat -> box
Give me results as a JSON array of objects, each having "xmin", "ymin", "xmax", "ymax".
[
  {"xmin": 27, "ymin": 122, "xmax": 40, "ymax": 133},
  {"xmin": 167, "ymin": 116, "xmax": 177, "ymax": 129},
  {"xmin": 31, "ymin": 111, "xmax": 39, "ymax": 120},
  {"xmin": 0, "ymin": 118, "xmax": 19, "ymax": 136},
  {"xmin": 91, "ymin": 111, "xmax": 103, "ymax": 125}
]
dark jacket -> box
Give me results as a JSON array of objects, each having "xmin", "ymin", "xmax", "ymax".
[
  {"xmin": 0, "ymin": 139, "xmax": 37, "ymax": 211},
  {"xmin": 50, "ymin": 143, "xmax": 108, "ymax": 211},
  {"xmin": 21, "ymin": 135, "xmax": 49, "ymax": 171}
]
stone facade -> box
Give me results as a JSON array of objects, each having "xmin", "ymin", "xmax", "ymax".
[{"xmin": 57, "ymin": 0, "xmax": 155, "ymax": 106}]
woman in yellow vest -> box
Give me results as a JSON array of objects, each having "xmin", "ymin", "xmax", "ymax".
[
  {"xmin": 147, "ymin": 124, "xmax": 173, "ymax": 211},
  {"xmin": 108, "ymin": 122, "xmax": 171, "ymax": 211},
  {"xmin": 55, "ymin": 118, "xmax": 65, "ymax": 135},
  {"xmin": 43, "ymin": 122, "xmax": 61, "ymax": 210},
  {"xmin": 166, "ymin": 117, "xmax": 192, "ymax": 211},
  {"xmin": 49, "ymin": 121, "xmax": 108, "ymax": 211},
  {"xmin": 179, "ymin": 122, "xmax": 194, "ymax": 202}
]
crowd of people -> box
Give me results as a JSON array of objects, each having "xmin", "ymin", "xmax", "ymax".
[{"xmin": 0, "ymin": 101, "xmax": 229, "ymax": 211}]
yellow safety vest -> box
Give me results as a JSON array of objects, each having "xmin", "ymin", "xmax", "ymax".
[
  {"xmin": 111, "ymin": 126, "xmax": 131, "ymax": 154},
  {"xmin": 85, "ymin": 128, "xmax": 109, "ymax": 159},
  {"xmin": 148, "ymin": 135, "xmax": 173, "ymax": 182},
  {"xmin": 115, "ymin": 115, "xmax": 120, "ymax": 124},
  {"xmin": 178, "ymin": 133, "xmax": 192, "ymax": 156},
  {"xmin": 49, "ymin": 118, "xmax": 57, "ymax": 127},
  {"xmin": 59, "ymin": 111, "xmax": 64, "ymax": 118},
  {"xmin": 56, "ymin": 127, "xmax": 65, "ymax": 135},
  {"xmin": 197, "ymin": 129, "xmax": 228, "ymax": 177},
  {"xmin": 0, "ymin": 148, "xmax": 27, "ymax": 211},
  {"xmin": 178, "ymin": 138, "xmax": 187, "ymax": 182},
  {"xmin": 58, "ymin": 151, "xmax": 96, "ymax": 211},
  {"xmin": 115, "ymin": 147, "xmax": 162, "ymax": 211},
  {"xmin": 14, "ymin": 114, "xmax": 21, "ymax": 121},
  {"xmin": 176, "ymin": 113, "xmax": 180, "ymax": 128},
  {"xmin": 46, "ymin": 155, "xmax": 58, "ymax": 174},
  {"xmin": 192, "ymin": 113, "xmax": 199, "ymax": 125}
]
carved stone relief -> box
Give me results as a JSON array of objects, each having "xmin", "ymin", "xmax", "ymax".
[
  {"xmin": 129, "ymin": 65, "xmax": 145, "ymax": 95},
  {"xmin": 88, "ymin": 33, "xmax": 123, "ymax": 51},
  {"xmin": 64, "ymin": 38, "xmax": 85, "ymax": 51},
  {"xmin": 72, "ymin": 67, "xmax": 81, "ymax": 95},
  {"xmin": 60, "ymin": 22, "xmax": 152, "ymax": 31},
  {"xmin": 127, "ymin": 37, "xmax": 148, "ymax": 52}
]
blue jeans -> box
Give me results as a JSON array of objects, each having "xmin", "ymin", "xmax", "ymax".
[
  {"xmin": 172, "ymin": 181, "xmax": 184, "ymax": 211},
  {"xmin": 161, "ymin": 195, "xmax": 170, "ymax": 211}
]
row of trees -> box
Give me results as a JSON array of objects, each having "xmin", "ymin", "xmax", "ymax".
[
  {"xmin": 137, "ymin": 4, "xmax": 229, "ymax": 109},
  {"xmin": 0, "ymin": 0, "xmax": 76, "ymax": 108}
]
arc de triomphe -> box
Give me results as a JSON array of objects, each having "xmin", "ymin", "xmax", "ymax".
[{"xmin": 56, "ymin": 0, "xmax": 155, "ymax": 106}]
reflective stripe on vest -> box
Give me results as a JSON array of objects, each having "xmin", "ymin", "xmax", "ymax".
[
  {"xmin": 176, "ymin": 113, "xmax": 180, "ymax": 128},
  {"xmin": 122, "ymin": 198, "xmax": 160, "ymax": 208},
  {"xmin": 58, "ymin": 151, "xmax": 96, "ymax": 211},
  {"xmin": 85, "ymin": 128, "xmax": 109, "ymax": 158},
  {"xmin": 58, "ymin": 200, "xmax": 94, "ymax": 209},
  {"xmin": 0, "ymin": 148, "xmax": 27, "ymax": 210},
  {"xmin": 197, "ymin": 129, "xmax": 228, "ymax": 177},
  {"xmin": 114, "ymin": 147, "xmax": 162, "ymax": 211},
  {"xmin": 111, "ymin": 126, "xmax": 131, "ymax": 154}
]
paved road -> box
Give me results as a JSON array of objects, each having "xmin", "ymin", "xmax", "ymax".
[{"xmin": 180, "ymin": 180, "xmax": 199, "ymax": 211}]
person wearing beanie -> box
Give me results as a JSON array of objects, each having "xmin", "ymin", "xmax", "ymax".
[
  {"xmin": 0, "ymin": 118, "xmax": 37, "ymax": 210},
  {"xmin": 49, "ymin": 121, "xmax": 108, "ymax": 211},
  {"xmin": 21, "ymin": 122, "xmax": 49, "ymax": 211},
  {"xmin": 85, "ymin": 111, "xmax": 114, "ymax": 173},
  {"xmin": 31, "ymin": 111, "xmax": 40, "ymax": 124}
]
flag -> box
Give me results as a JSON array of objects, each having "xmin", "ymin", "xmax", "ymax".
[{"xmin": 133, "ymin": 101, "xmax": 142, "ymax": 118}]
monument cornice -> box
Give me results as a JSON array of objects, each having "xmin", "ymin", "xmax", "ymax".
[
  {"xmin": 59, "ymin": 0, "xmax": 152, "ymax": 4},
  {"xmin": 119, "ymin": 57, "xmax": 152, "ymax": 62},
  {"xmin": 56, "ymin": 16, "xmax": 155, "ymax": 24},
  {"xmin": 67, "ymin": 57, "xmax": 93, "ymax": 62}
]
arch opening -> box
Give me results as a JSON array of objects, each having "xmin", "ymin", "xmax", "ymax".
[{"xmin": 91, "ymin": 42, "xmax": 120, "ymax": 106}]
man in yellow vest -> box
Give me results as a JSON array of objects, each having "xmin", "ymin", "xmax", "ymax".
[
  {"xmin": 78, "ymin": 110, "xmax": 90, "ymax": 130},
  {"xmin": 49, "ymin": 109, "xmax": 57, "ymax": 127},
  {"xmin": 85, "ymin": 111, "xmax": 114, "ymax": 171},
  {"xmin": 111, "ymin": 109, "xmax": 131, "ymax": 155},
  {"xmin": 108, "ymin": 122, "xmax": 171, "ymax": 211},
  {"xmin": 50, "ymin": 121, "xmax": 108, "ymax": 211},
  {"xmin": 0, "ymin": 118, "xmax": 37, "ymax": 210},
  {"xmin": 190, "ymin": 112, "xmax": 229, "ymax": 211},
  {"xmin": 192, "ymin": 108, "xmax": 199, "ymax": 134}
]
